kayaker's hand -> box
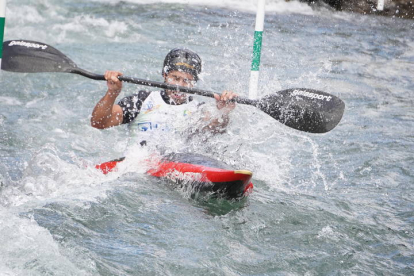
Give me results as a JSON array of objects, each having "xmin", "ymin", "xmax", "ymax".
[
  {"xmin": 105, "ymin": 70, "xmax": 123, "ymax": 96},
  {"xmin": 214, "ymin": 90, "xmax": 237, "ymax": 113}
]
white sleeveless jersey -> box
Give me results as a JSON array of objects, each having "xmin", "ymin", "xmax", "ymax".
[{"xmin": 127, "ymin": 91, "xmax": 200, "ymax": 145}]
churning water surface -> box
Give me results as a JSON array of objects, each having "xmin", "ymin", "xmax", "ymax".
[{"xmin": 0, "ymin": 0, "xmax": 413, "ymax": 275}]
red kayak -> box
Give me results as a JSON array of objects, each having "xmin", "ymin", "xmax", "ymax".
[{"xmin": 95, "ymin": 153, "xmax": 253, "ymax": 199}]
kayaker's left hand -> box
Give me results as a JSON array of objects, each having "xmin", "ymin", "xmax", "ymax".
[{"xmin": 214, "ymin": 90, "xmax": 237, "ymax": 113}]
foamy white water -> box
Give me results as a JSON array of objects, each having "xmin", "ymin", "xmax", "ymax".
[{"xmin": 94, "ymin": 0, "xmax": 316, "ymax": 14}]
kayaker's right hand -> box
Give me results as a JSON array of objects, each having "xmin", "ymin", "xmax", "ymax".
[{"xmin": 105, "ymin": 70, "xmax": 123, "ymax": 96}]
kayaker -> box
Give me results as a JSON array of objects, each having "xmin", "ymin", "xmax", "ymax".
[{"xmin": 90, "ymin": 48, "xmax": 237, "ymax": 145}]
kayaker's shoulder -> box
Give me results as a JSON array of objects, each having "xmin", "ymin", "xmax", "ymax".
[{"xmin": 119, "ymin": 90, "xmax": 151, "ymax": 103}]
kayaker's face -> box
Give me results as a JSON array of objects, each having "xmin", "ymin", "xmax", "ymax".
[{"xmin": 164, "ymin": 70, "xmax": 195, "ymax": 104}]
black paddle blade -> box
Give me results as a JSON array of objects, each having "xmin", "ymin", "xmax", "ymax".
[
  {"xmin": 256, "ymin": 88, "xmax": 345, "ymax": 133},
  {"xmin": 1, "ymin": 40, "xmax": 78, "ymax": 73}
]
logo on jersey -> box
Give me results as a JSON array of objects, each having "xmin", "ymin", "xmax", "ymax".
[
  {"xmin": 143, "ymin": 101, "xmax": 161, "ymax": 114},
  {"xmin": 183, "ymin": 110, "xmax": 192, "ymax": 116},
  {"xmin": 137, "ymin": 122, "xmax": 158, "ymax": 131}
]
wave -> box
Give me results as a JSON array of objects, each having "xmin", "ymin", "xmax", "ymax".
[{"xmin": 91, "ymin": 0, "xmax": 315, "ymax": 15}]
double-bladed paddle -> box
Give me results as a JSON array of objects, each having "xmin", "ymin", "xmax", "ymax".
[{"xmin": 1, "ymin": 40, "xmax": 345, "ymax": 133}]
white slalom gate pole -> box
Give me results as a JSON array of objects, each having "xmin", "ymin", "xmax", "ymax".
[
  {"xmin": 248, "ymin": 0, "xmax": 265, "ymax": 100},
  {"xmin": 377, "ymin": 0, "xmax": 384, "ymax": 11},
  {"xmin": 0, "ymin": 0, "xmax": 6, "ymax": 68}
]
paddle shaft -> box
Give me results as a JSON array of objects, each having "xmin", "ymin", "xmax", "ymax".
[{"xmin": 71, "ymin": 68, "xmax": 256, "ymax": 106}]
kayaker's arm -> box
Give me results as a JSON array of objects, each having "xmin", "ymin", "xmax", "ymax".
[
  {"xmin": 201, "ymin": 113, "xmax": 230, "ymax": 134},
  {"xmin": 201, "ymin": 91, "xmax": 237, "ymax": 134},
  {"xmin": 91, "ymin": 71, "xmax": 124, "ymax": 129}
]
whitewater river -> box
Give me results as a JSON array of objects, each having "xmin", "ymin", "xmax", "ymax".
[{"xmin": 1, "ymin": 0, "xmax": 413, "ymax": 275}]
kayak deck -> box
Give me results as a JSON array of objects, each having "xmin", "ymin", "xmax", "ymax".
[{"xmin": 95, "ymin": 153, "xmax": 253, "ymax": 199}]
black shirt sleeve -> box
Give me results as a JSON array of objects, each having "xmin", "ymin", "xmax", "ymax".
[{"xmin": 118, "ymin": 90, "xmax": 151, "ymax": 124}]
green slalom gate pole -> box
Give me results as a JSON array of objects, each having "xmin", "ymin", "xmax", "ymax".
[
  {"xmin": 0, "ymin": 0, "xmax": 6, "ymax": 68},
  {"xmin": 248, "ymin": 0, "xmax": 265, "ymax": 100}
]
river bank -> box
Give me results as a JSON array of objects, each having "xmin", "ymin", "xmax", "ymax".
[{"xmin": 307, "ymin": 0, "xmax": 414, "ymax": 19}]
